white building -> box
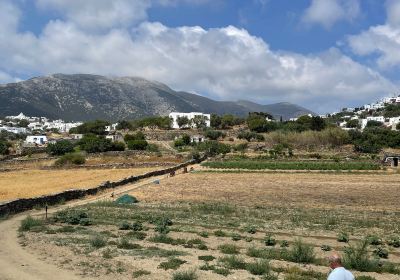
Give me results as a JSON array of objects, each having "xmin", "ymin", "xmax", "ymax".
[
  {"xmin": 25, "ymin": 135, "xmax": 48, "ymax": 145},
  {"xmin": 360, "ymin": 116, "xmax": 385, "ymax": 130},
  {"xmin": 105, "ymin": 123, "xmax": 118, "ymax": 132},
  {"xmin": 0, "ymin": 126, "xmax": 28, "ymax": 134},
  {"xmin": 169, "ymin": 112, "xmax": 211, "ymax": 129},
  {"xmin": 44, "ymin": 120, "xmax": 82, "ymax": 133}
]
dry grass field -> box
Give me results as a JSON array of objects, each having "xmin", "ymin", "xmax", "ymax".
[
  {"xmin": 0, "ymin": 167, "xmax": 163, "ymax": 202},
  {"xmin": 17, "ymin": 171, "xmax": 400, "ymax": 280}
]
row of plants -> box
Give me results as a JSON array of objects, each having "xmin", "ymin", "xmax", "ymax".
[{"xmin": 202, "ymin": 160, "xmax": 381, "ymax": 170}]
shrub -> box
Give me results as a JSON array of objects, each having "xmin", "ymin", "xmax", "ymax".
[
  {"xmin": 53, "ymin": 209, "xmax": 88, "ymax": 225},
  {"xmin": 205, "ymin": 130, "xmax": 224, "ymax": 140},
  {"xmin": 246, "ymin": 260, "xmax": 271, "ymax": 275},
  {"xmin": 321, "ymin": 244, "xmax": 332, "ymax": 251},
  {"xmin": 55, "ymin": 153, "xmax": 85, "ymax": 166},
  {"xmin": 264, "ymin": 235, "xmax": 276, "ymax": 246},
  {"xmin": 154, "ymin": 217, "xmax": 172, "ymax": 234},
  {"xmin": 90, "ymin": 235, "xmax": 107, "ymax": 248},
  {"xmin": 117, "ymin": 238, "xmax": 140, "ymax": 250},
  {"xmin": 19, "ymin": 216, "xmax": 44, "ymax": 232},
  {"xmin": 287, "ymin": 239, "xmax": 315, "ymax": 264},
  {"xmin": 146, "ymin": 143, "xmax": 159, "ymax": 152},
  {"xmin": 47, "ymin": 140, "xmax": 74, "ymax": 155},
  {"xmin": 280, "ymin": 240, "xmax": 289, "ymax": 248},
  {"xmin": 198, "ymin": 231, "xmax": 209, "ymax": 238},
  {"xmin": 198, "ymin": 255, "xmax": 215, "ymax": 262},
  {"xmin": 367, "ymin": 235, "xmax": 382, "ymax": 246},
  {"xmin": 231, "ymin": 233, "xmax": 242, "ymax": 241},
  {"xmin": 261, "ymin": 274, "xmax": 278, "ymax": 280},
  {"xmin": 387, "ymin": 236, "xmax": 400, "ymax": 248},
  {"xmin": 373, "ymin": 247, "xmax": 389, "ymax": 259},
  {"xmin": 356, "ymin": 276, "xmax": 377, "ymax": 280},
  {"xmin": 0, "ymin": 140, "xmax": 11, "ymax": 155},
  {"xmin": 127, "ymin": 139, "xmax": 148, "ymax": 150},
  {"xmin": 124, "ymin": 131, "xmax": 145, "ymax": 142},
  {"xmin": 111, "ymin": 141, "xmax": 126, "ymax": 151},
  {"xmin": 218, "ymin": 244, "xmax": 240, "ymax": 254},
  {"xmin": 79, "ymin": 218, "xmax": 92, "ymax": 226},
  {"xmin": 115, "ymin": 194, "xmax": 138, "ymax": 204},
  {"xmin": 212, "ymin": 267, "xmax": 231, "ymax": 276},
  {"xmin": 337, "ymin": 232, "xmax": 349, "ymax": 243},
  {"xmin": 172, "ymin": 270, "xmax": 198, "ymax": 280},
  {"xmin": 158, "ymin": 258, "xmax": 186, "ymax": 270},
  {"xmin": 132, "ymin": 221, "xmax": 143, "ymax": 231},
  {"xmin": 197, "ymin": 244, "xmax": 208, "ymax": 250},
  {"xmin": 219, "ymin": 255, "xmax": 246, "ymax": 270},
  {"xmin": 174, "ymin": 138, "xmax": 186, "ymax": 147},
  {"xmin": 343, "ymin": 238, "xmax": 380, "ymax": 272},
  {"xmin": 245, "ymin": 225, "xmax": 257, "ymax": 234},
  {"xmin": 132, "ymin": 270, "xmax": 151, "ymax": 278},
  {"xmin": 214, "ymin": 230, "xmax": 227, "ymax": 237},
  {"xmin": 118, "ymin": 221, "xmax": 131, "ymax": 230}
]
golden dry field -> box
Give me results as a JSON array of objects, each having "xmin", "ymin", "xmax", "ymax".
[
  {"xmin": 0, "ymin": 167, "xmax": 162, "ymax": 202},
  {"xmin": 130, "ymin": 172, "xmax": 400, "ymax": 211}
]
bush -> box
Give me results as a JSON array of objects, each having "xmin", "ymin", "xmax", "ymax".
[
  {"xmin": 47, "ymin": 140, "xmax": 74, "ymax": 155},
  {"xmin": 111, "ymin": 141, "xmax": 126, "ymax": 151},
  {"xmin": 132, "ymin": 221, "xmax": 143, "ymax": 231},
  {"xmin": 321, "ymin": 244, "xmax": 332, "ymax": 251},
  {"xmin": 287, "ymin": 239, "xmax": 315, "ymax": 263},
  {"xmin": 172, "ymin": 270, "xmax": 198, "ymax": 280},
  {"xmin": 124, "ymin": 131, "xmax": 145, "ymax": 142},
  {"xmin": 264, "ymin": 235, "xmax": 276, "ymax": 246},
  {"xmin": 146, "ymin": 143, "xmax": 159, "ymax": 152},
  {"xmin": 337, "ymin": 232, "xmax": 349, "ymax": 243},
  {"xmin": 0, "ymin": 140, "xmax": 11, "ymax": 155},
  {"xmin": 205, "ymin": 130, "xmax": 224, "ymax": 140},
  {"xmin": 127, "ymin": 139, "xmax": 148, "ymax": 150},
  {"xmin": 55, "ymin": 153, "xmax": 85, "ymax": 166},
  {"xmin": 219, "ymin": 255, "xmax": 246, "ymax": 270},
  {"xmin": 70, "ymin": 120, "xmax": 110, "ymax": 135},
  {"xmin": 198, "ymin": 255, "xmax": 215, "ymax": 262},
  {"xmin": 356, "ymin": 276, "xmax": 377, "ymax": 280},
  {"xmin": 196, "ymin": 141, "xmax": 231, "ymax": 156},
  {"xmin": 388, "ymin": 236, "xmax": 400, "ymax": 248},
  {"xmin": 119, "ymin": 221, "xmax": 131, "ymax": 230},
  {"xmin": 231, "ymin": 233, "xmax": 242, "ymax": 241},
  {"xmin": 19, "ymin": 216, "xmax": 44, "ymax": 232},
  {"xmin": 78, "ymin": 134, "xmax": 115, "ymax": 153},
  {"xmin": 132, "ymin": 269, "xmax": 151, "ymax": 278},
  {"xmin": 53, "ymin": 209, "xmax": 88, "ymax": 225},
  {"xmin": 245, "ymin": 225, "xmax": 257, "ymax": 234},
  {"xmin": 246, "ymin": 260, "xmax": 271, "ymax": 275},
  {"xmin": 343, "ymin": 238, "xmax": 380, "ymax": 272},
  {"xmin": 214, "ymin": 230, "xmax": 227, "ymax": 237},
  {"xmin": 280, "ymin": 240, "xmax": 289, "ymax": 248},
  {"xmin": 218, "ymin": 244, "xmax": 240, "ymax": 254},
  {"xmin": 115, "ymin": 194, "xmax": 138, "ymax": 204},
  {"xmin": 117, "ymin": 238, "xmax": 140, "ymax": 250},
  {"xmin": 174, "ymin": 138, "xmax": 186, "ymax": 147},
  {"xmin": 373, "ymin": 247, "xmax": 389, "ymax": 259},
  {"xmin": 90, "ymin": 235, "xmax": 107, "ymax": 248},
  {"xmin": 367, "ymin": 235, "xmax": 382, "ymax": 246}
]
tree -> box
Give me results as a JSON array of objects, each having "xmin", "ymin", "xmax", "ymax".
[
  {"xmin": 346, "ymin": 119, "xmax": 360, "ymax": 129},
  {"xmin": 124, "ymin": 131, "xmax": 146, "ymax": 142},
  {"xmin": 0, "ymin": 140, "xmax": 10, "ymax": 155},
  {"xmin": 205, "ymin": 130, "xmax": 224, "ymax": 140},
  {"xmin": 210, "ymin": 114, "xmax": 222, "ymax": 128},
  {"xmin": 366, "ymin": 120, "xmax": 383, "ymax": 128},
  {"xmin": 116, "ymin": 120, "xmax": 133, "ymax": 130},
  {"xmin": 177, "ymin": 116, "xmax": 190, "ymax": 129},
  {"xmin": 196, "ymin": 141, "xmax": 231, "ymax": 156},
  {"xmin": 127, "ymin": 140, "xmax": 148, "ymax": 150},
  {"xmin": 181, "ymin": 134, "xmax": 191, "ymax": 145},
  {"xmin": 47, "ymin": 140, "xmax": 75, "ymax": 156},
  {"xmin": 70, "ymin": 120, "xmax": 110, "ymax": 135},
  {"xmin": 78, "ymin": 135, "xmax": 114, "ymax": 153},
  {"xmin": 136, "ymin": 116, "xmax": 172, "ymax": 130},
  {"xmin": 310, "ymin": 116, "xmax": 326, "ymax": 131},
  {"xmin": 18, "ymin": 119, "xmax": 29, "ymax": 128},
  {"xmin": 192, "ymin": 115, "xmax": 208, "ymax": 129}
]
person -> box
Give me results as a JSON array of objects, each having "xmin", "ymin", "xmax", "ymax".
[{"xmin": 327, "ymin": 253, "xmax": 354, "ymax": 280}]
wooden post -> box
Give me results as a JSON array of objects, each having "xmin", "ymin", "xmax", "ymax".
[{"xmin": 45, "ymin": 205, "xmax": 48, "ymax": 220}]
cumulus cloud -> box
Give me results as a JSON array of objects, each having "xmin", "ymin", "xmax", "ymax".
[
  {"xmin": 348, "ymin": 0, "xmax": 400, "ymax": 69},
  {"xmin": 0, "ymin": 0, "xmax": 396, "ymax": 113},
  {"xmin": 302, "ymin": 0, "xmax": 360, "ymax": 29}
]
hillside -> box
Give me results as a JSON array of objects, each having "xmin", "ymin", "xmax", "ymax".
[{"xmin": 0, "ymin": 74, "xmax": 314, "ymax": 121}]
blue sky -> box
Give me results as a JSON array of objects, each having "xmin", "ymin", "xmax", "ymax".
[{"xmin": 1, "ymin": 0, "xmax": 399, "ymax": 113}]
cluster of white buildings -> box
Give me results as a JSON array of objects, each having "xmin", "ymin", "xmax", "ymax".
[{"xmin": 1, "ymin": 113, "xmax": 82, "ymax": 134}]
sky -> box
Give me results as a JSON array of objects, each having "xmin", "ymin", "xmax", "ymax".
[{"xmin": 0, "ymin": 0, "xmax": 400, "ymax": 113}]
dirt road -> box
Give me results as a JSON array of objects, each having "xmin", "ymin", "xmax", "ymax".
[{"xmin": 0, "ymin": 172, "xmax": 174, "ymax": 280}]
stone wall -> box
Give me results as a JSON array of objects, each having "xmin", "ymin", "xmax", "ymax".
[{"xmin": 0, "ymin": 155, "xmax": 206, "ymax": 217}]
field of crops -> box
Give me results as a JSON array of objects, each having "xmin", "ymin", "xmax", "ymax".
[{"xmin": 202, "ymin": 160, "xmax": 381, "ymax": 170}]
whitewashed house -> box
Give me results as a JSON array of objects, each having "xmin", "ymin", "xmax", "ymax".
[
  {"xmin": 25, "ymin": 135, "xmax": 48, "ymax": 145},
  {"xmin": 169, "ymin": 112, "xmax": 211, "ymax": 129},
  {"xmin": 106, "ymin": 133, "xmax": 124, "ymax": 142},
  {"xmin": 0, "ymin": 126, "xmax": 28, "ymax": 134}
]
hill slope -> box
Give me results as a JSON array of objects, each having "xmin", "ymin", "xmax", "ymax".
[{"xmin": 0, "ymin": 74, "xmax": 314, "ymax": 121}]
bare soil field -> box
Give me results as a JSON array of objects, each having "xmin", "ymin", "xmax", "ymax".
[
  {"xmin": 15, "ymin": 171, "xmax": 400, "ymax": 280},
  {"xmin": 0, "ymin": 167, "xmax": 163, "ymax": 202}
]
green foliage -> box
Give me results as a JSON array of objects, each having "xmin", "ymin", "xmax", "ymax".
[
  {"xmin": 367, "ymin": 235, "xmax": 382, "ymax": 245},
  {"xmin": 237, "ymin": 130, "xmax": 264, "ymax": 142},
  {"xmin": 264, "ymin": 235, "xmax": 276, "ymax": 246},
  {"xmin": 350, "ymin": 127, "xmax": 400, "ymax": 153},
  {"xmin": 70, "ymin": 120, "xmax": 110, "ymax": 135},
  {"xmin": 90, "ymin": 235, "xmax": 107, "ymax": 248},
  {"xmin": 135, "ymin": 116, "xmax": 172, "ymax": 130},
  {"xmin": 118, "ymin": 221, "xmax": 131, "ymax": 230},
  {"xmin": 0, "ymin": 140, "xmax": 11, "ymax": 155},
  {"xmin": 158, "ymin": 258, "xmax": 187, "ymax": 270},
  {"xmin": 124, "ymin": 131, "xmax": 145, "ymax": 142},
  {"xmin": 177, "ymin": 116, "xmax": 190, "ymax": 129},
  {"xmin": 245, "ymin": 225, "xmax": 257, "ymax": 234},
  {"xmin": 218, "ymin": 244, "xmax": 240, "ymax": 254},
  {"xmin": 366, "ymin": 120, "xmax": 383, "ymax": 128},
  {"xmin": 198, "ymin": 255, "xmax": 215, "ymax": 262},
  {"xmin": 346, "ymin": 119, "xmax": 360, "ymax": 128},
  {"xmin": 387, "ymin": 236, "xmax": 400, "ymax": 248},
  {"xmin": 356, "ymin": 276, "xmax": 377, "ymax": 280},
  {"xmin": 373, "ymin": 247, "xmax": 389, "ymax": 259},
  {"xmin": 268, "ymin": 143, "xmax": 293, "ymax": 158},
  {"xmin": 321, "ymin": 244, "xmax": 332, "ymax": 251},
  {"xmin": 174, "ymin": 138, "xmax": 186, "ymax": 147},
  {"xmin": 219, "ymin": 255, "xmax": 246, "ymax": 269},
  {"xmin": 18, "ymin": 119, "xmax": 30, "ymax": 128},
  {"xmin": 247, "ymin": 114, "xmax": 278, "ymax": 133},
  {"xmin": 19, "ymin": 216, "xmax": 44, "ymax": 232},
  {"xmin": 383, "ymin": 104, "xmax": 400, "ymax": 118},
  {"xmin": 132, "ymin": 270, "xmax": 151, "ymax": 278},
  {"xmin": 54, "ymin": 209, "xmax": 89, "ymax": 225},
  {"xmin": 55, "ymin": 153, "xmax": 86, "ymax": 166},
  {"xmin": 280, "ymin": 240, "xmax": 289, "ymax": 248},
  {"xmin": 204, "ymin": 130, "xmax": 224, "ymax": 140},
  {"xmin": 212, "ymin": 267, "xmax": 231, "ymax": 276},
  {"xmin": 198, "ymin": 231, "xmax": 209, "ymax": 238},
  {"xmin": 196, "ymin": 141, "xmax": 231, "ymax": 156},
  {"xmin": 172, "ymin": 270, "xmax": 198, "ymax": 280},
  {"xmin": 202, "ymin": 160, "xmax": 379, "ymax": 170},
  {"xmin": 131, "ymin": 221, "xmax": 143, "ymax": 231},
  {"xmin": 154, "ymin": 217, "xmax": 173, "ymax": 234},
  {"xmin": 116, "ymin": 120, "xmax": 133, "ymax": 130},
  {"xmin": 146, "ymin": 143, "xmax": 159, "ymax": 152},
  {"xmin": 287, "ymin": 239, "xmax": 315, "ymax": 263},
  {"xmin": 181, "ymin": 134, "xmax": 191, "ymax": 145},
  {"xmin": 117, "ymin": 238, "xmax": 140, "ymax": 250},
  {"xmin": 78, "ymin": 134, "xmax": 117, "ymax": 153},
  {"xmin": 47, "ymin": 140, "xmax": 74, "ymax": 155},
  {"xmin": 343, "ymin": 238, "xmax": 382, "ymax": 272},
  {"xmin": 337, "ymin": 232, "xmax": 349, "ymax": 243},
  {"xmin": 246, "ymin": 260, "xmax": 271, "ymax": 275},
  {"xmin": 127, "ymin": 139, "xmax": 148, "ymax": 150},
  {"xmin": 192, "ymin": 115, "xmax": 209, "ymax": 129},
  {"xmin": 214, "ymin": 230, "xmax": 227, "ymax": 237},
  {"xmin": 231, "ymin": 233, "xmax": 242, "ymax": 241}
]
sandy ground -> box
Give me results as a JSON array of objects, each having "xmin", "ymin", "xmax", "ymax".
[
  {"xmin": 130, "ymin": 172, "xmax": 400, "ymax": 211},
  {"xmin": 0, "ymin": 167, "xmax": 164, "ymax": 202}
]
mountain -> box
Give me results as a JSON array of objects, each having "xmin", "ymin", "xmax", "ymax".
[{"xmin": 0, "ymin": 74, "xmax": 314, "ymax": 121}]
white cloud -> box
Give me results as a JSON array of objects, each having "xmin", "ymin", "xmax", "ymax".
[
  {"xmin": 0, "ymin": 0, "xmax": 396, "ymax": 113},
  {"xmin": 302, "ymin": 0, "xmax": 360, "ymax": 29},
  {"xmin": 348, "ymin": 0, "xmax": 400, "ymax": 69}
]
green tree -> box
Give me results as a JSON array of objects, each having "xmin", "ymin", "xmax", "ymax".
[
  {"xmin": 78, "ymin": 135, "xmax": 114, "ymax": 153},
  {"xmin": 124, "ymin": 131, "xmax": 146, "ymax": 142},
  {"xmin": 116, "ymin": 120, "xmax": 133, "ymax": 130},
  {"xmin": 70, "ymin": 120, "xmax": 110, "ymax": 135},
  {"xmin": 210, "ymin": 114, "xmax": 222, "ymax": 128},
  {"xmin": 18, "ymin": 119, "xmax": 30, "ymax": 128},
  {"xmin": 127, "ymin": 140, "xmax": 148, "ymax": 150},
  {"xmin": 46, "ymin": 140, "xmax": 74, "ymax": 156},
  {"xmin": 177, "ymin": 116, "xmax": 190, "ymax": 129},
  {"xmin": 310, "ymin": 116, "xmax": 326, "ymax": 131},
  {"xmin": 346, "ymin": 119, "xmax": 360, "ymax": 129},
  {"xmin": 192, "ymin": 115, "xmax": 208, "ymax": 129},
  {"xmin": 0, "ymin": 140, "xmax": 10, "ymax": 155},
  {"xmin": 366, "ymin": 120, "xmax": 383, "ymax": 128}
]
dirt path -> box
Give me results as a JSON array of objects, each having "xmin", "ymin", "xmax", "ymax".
[{"xmin": 0, "ymin": 166, "xmax": 192, "ymax": 280}]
